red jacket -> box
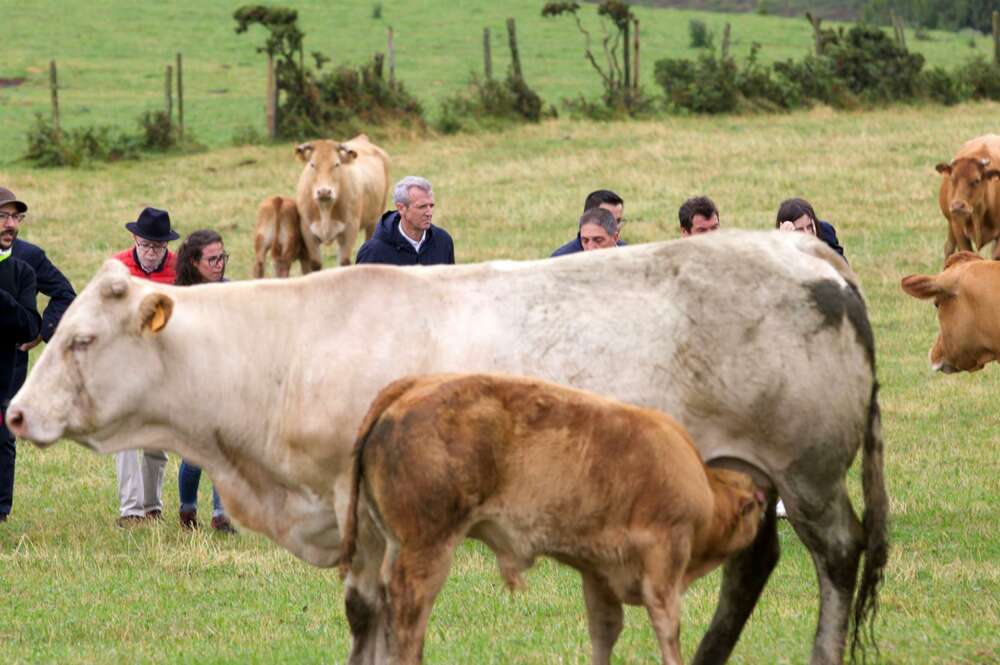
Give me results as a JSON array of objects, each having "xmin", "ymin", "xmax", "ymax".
[{"xmin": 113, "ymin": 248, "xmax": 177, "ymax": 284}]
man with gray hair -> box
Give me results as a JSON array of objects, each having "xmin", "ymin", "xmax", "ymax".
[{"xmin": 356, "ymin": 175, "xmax": 455, "ymax": 266}]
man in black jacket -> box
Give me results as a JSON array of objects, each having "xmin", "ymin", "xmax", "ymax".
[
  {"xmin": 0, "ymin": 188, "xmax": 43, "ymax": 522},
  {"xmin": 356, "ymin": 176, "xmax": 455, "ymax": 266}
]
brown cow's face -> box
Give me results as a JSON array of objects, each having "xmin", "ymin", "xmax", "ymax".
[
  {"xmin": 901, "ymin": 255, "xmax": 999, "ymax": 373},
  {"xmin": 938, "ymin": 158, "xmax": 992, "ymax": 218},
  {"xmin": 297, "ymin": 141, "xmax": 357, "ymax": 206}
]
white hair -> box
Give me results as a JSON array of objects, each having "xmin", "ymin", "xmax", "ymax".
[{"xmin": 393, "ymin": 176, "xmax": 433, "ymax": 206}]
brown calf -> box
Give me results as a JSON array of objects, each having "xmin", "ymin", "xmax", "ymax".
[
  {"xmin": 340, "ymin": 373, "xmax": 765, "ymax": 665},
  {"xmin": 252, "ymin": 196, "xmax": 320, "ymax": 278}
]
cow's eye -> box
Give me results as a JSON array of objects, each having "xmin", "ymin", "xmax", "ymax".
[
  {"xmin": 971, "ymin": 179, "xmax": 980, "ymax": 187},
  {"xmin": 70, "ymin": 335, "xmax": 95, "ymax": 351},
  {"xmin": 309, "ymin": 162, "xmax": 315, "ymax": 169}
]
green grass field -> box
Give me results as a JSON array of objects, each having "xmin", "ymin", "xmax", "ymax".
[
  {"xmin": 1, "ymin": 98, "xmax": 999, "ymax": 663},
  {"xmin": 2, "ymin": 0, "xmax": 997, "ymax": 159}
]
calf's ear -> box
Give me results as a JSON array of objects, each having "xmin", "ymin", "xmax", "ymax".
[
  {"xmin": 935, "ymin": 162, "xmax": 952, "ymax": 175},
  {"xmin": 337, "ymin": 145, "xmax": 358, "ymax": 163},
  {"xmin": 900, "ymin": 274, "xmax": 948, "ymax": 300},
  {"xmin": 137, "ymin": 293, "xmax": 174, "ymax": 335},
  {"xmin": 985, "ymin": 169, "xmax": 1000, "ymax": 181}
]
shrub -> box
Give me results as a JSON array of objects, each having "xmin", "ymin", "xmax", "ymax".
[
  {"xmin": 688, "ymin": 19, "xmax": 714, "ymax": 49},
  {"xmin": 231, "ymin": 124, "xmax": 266, "ymax": 146},
  {"xmin": 138, "ymin": 111, "xmax": 178, "ymax": 151},
  {"xmin": 655, "ymin": 52, "xmax": 738, "ymax": 114},
  {"xmin": 436, "ymin": 72, "xmax": 545, "ymax": 134},
  {"xmin": 921, "ymin": 66, "xmax": 972, "ymax": 105},
  {"xmin": 955, "ymin": 57, "xmax": 1000, "ymax": 101},
  {"xmin": 824, "ymin": 25, "xmax": 925, "ymax": 102}
]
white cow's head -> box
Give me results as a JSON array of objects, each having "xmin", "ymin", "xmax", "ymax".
[{"xmin": 7, "ymin": 260, "xmax": 175, "ymax": 450}]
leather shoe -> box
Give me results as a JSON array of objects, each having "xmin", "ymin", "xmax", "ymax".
[
  {"xmin": 179, "ymin": 509, "xmax": 198, "ymax": 530},
  {"xmin": 211, "ymin": 515, "xmax": 238, "ymax": 535},
  {"xmin": 116, "ymin": 515, "xmax": 145, "ymax": 528}
]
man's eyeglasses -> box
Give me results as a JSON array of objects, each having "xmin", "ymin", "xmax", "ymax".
[
  {"xmin": 135, "ymin": 239, "xmax": 168, "ymax": 253},
  {"xmin": 202, "ymin": 253, "xmax": 229, "ymax": 268},
  {"xmin": 0, "ymin": 212, "xmax": 27, "ymax": 222}
]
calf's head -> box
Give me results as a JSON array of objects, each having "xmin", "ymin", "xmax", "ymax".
[
  {"xmin": 7, "ymin": 260, "xmax": 175, "ymax": 449},
  {"xmin": 901, "ymin": 252, "xmax": 999, "ymax": 373},
  {"xmin": 706, "ymin": 468, "xmax": 766, "ymax": 556}
]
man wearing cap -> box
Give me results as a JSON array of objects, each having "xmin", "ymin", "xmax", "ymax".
[
  {"xmin": 0, "ymin": 189, "xmax": 42, "ymax": 523},
  {"xmin": 112, "ymin": 207, "xmax": 179, "ymax": 527},
  {"xmin": 0, "ymin": 187, "xmax": 75, "ymax": 523}
]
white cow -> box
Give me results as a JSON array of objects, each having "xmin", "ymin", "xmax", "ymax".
[{"xmin": 8, "ymin": 231, "xmax": 887, "ymax": 665}]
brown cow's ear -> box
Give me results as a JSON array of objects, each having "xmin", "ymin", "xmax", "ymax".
[
  {"xmin": 295, "ymin": 143, "xmax": 314, "ymax": 163},
  {"xmin": 985, "ymin": 169, "xmax": 1000, "ymax": 181},
  {"xmin": 900, "ymin": 274, "xmax": 950, "ymax": 300},
  {"xmin": 137, "ymin": 293, "xmax": 174, "ymax": 335},
  {"xmin": 935, "ymin": 162, "xmax": 952, "ymax": 175},
  {"xmin": 338, "ymin": 145, "xmax": 358, "ymax": 163}
]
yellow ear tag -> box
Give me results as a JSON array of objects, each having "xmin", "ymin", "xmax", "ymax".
[{"xmin": 150, "ymin": 304, "xmax": 167, "ymax": 332}]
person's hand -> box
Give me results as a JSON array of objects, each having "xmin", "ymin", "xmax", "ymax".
[
  {"xmin": 19, "ymin": 335, "xmax": 41, "ymax": 352},
  {"xmin": 778, "ymin": 221, "xmax": 796, "ymax": 232}
]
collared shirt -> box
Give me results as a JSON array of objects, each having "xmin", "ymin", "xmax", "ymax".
[{"xmin": 398, "ymin": 227, "xmax": 426, "ymax": 254}]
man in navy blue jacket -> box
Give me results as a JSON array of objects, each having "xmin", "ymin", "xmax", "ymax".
[
  {"xmin": 0, "ymin": 187, "xmax": 46, "ymax": 522},
  {"xmin": 356, "ymin": 176, "xmax": 455, "ymax": 266},
  {"xmin": 551, "ymin": 189, "xmax": 626, "ymax": 257}
]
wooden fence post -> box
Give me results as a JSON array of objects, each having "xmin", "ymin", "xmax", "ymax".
[
  {"xmin": 48, "ymin": 60, "xmax": 60, "ymax": 139},
  {"xmin": 806, "ymin": 12, "xmax": 824, "ymax": 56},
  {"xmin": 483, "ymin": 27, "xmax": 493, "ymax": 80},
  {"xmin": 373, "ymin": 53, "xmax": 385, "ymax": 80},
  {"xmin": 387, "ymin": 27, "xmax": 395, "ymax": 88},
  {"xmin": 891, "ymin": 11, "xmax": 906, "ymax": 50},
  {"xmin": 165, "ymin": 65, "xmax": 173, "ymax": 120},
  {"xmin": 506, "ymin": 17, "xmax": 523, "ymax": 83},
  {"xmin": 176, "ymin": 53, "xmax": 184, "ymax": 141},
  {"xmin": 993, "ymin": 10, "xmax": 999, "ymax": 66},
  {"xmin": 633, "ymin": 18, "xmax": 640, "ymax": 91},
  {"xmin": 721, "ymin": 22, "xmax": 731, "ymax": 60},
  {"xmin": 623, "ymin": 19, "xmax": 630, "ymax": 92},
  {"xmin": 266, "ymin": 54, "xmax": 276, "ymax": 140}
]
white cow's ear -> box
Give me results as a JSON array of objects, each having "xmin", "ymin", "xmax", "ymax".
[
  {"xmin": 337, "ymin": 145, "xmax": 358, "ymax": 162},
  {"xmin": 138, "ymin": 293, "xmax": 174, "ymax": 335},
  {"xmin": 100, "ymin": 277, "xmax": 129, "ymax": 300},
  {"xmin": 295, "ymin": 142, "xmax": 314, "ymax": 163}
]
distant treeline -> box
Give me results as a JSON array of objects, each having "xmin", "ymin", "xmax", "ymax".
[{"xmin": 638, "ymin": 0, "xmax": 996, "ymax": 33}]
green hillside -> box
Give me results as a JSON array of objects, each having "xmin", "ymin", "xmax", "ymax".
[{"xmin": 2, "ymin": 0, "xmax": 995, "ymax": 161}]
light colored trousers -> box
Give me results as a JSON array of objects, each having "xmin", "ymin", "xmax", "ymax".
[{"xmin": 115, "ymin": 449, "xmax": 167, "ymax": 517}]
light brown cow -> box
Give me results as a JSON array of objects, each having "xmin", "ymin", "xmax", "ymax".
[
  {"xmin": 253, "ymin": 196, "xmax": 319, "ymax": 278},
  {"xmin": 296, "ymin": 134, "xmax": 390, "ymax": 267},
  {"xmin": 901, "ymin": 251, "xmax": 1000, "ymax": 373},
  {"xmin": 936, "ymin": 134, "xmax": 1000, "ymax": 260},
  {"xmin": 339, "ymin": 373, "xmax": 766, "ymax": 665}
]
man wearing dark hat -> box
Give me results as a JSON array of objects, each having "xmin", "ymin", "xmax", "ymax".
[
  {"xmin": 112, "ymin": 207, "xmax": 179, "ymax": 527},
  {"xmin": 0, "ymin": 188, "xmax": 42, "ymax": 523},
  {"xmin": 0, "ymin": 186, "xmax": 75, "ymax": 523}
]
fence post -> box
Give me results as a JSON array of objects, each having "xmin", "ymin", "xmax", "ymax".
[
  {"xmin": 266, "ymin": 54, "xmax": 276, "ymax": 140},
  {"xmin": 993, "ymin": 10, "xmax": 999, "ymax": 66},
  {"xmin": 387, "ymin": 27, "xmax": 395, "ymax": 88},
  {"xmin": 806, "ymin": 12, "xmax": 824, "ymax": 56},
  {"xmin": 721, "ymin": 22, "xmax": 731, "ymax": 60},
  {"xmin": 623, "ymin": 19, "xmax": 630, "ymax": 92},
  {"xmin": 633, "ymin": 18, "xmax": 640, "ymax": 90},
  {"xmin": 506, "ymin": 17, "xmax": 523, "ymax": 83},
  {"xmin": 176, "ymin": 53, "xmax": 184, "ymax": 141},
  {"xmin": 165, "ymin": 65, "xmax": 173, "ymax": 120},
  {"xmin": 483, "ymin": 27, "xmax": 493, "ymax": 80},
  {"xmin": 48, "ymin": 60, "xmax": 60, "ymax": 139},
  {"xmin": 373, "ymin": 53, "xmax": 385, "ymax": 80}
]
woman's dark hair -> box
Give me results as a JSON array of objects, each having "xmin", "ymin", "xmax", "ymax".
[
  {"xmin": 775, "ymin": 198, "xmax": 818, "ymax": 228},
  {"xmin": 175, "ymin": 229, "xmax": 224, "ymax": 286}
]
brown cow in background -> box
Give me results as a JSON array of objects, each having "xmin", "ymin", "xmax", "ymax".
[
  {"xmin": 340, "ymin": 373, "xmax": 766, "ymax": 665},
  {"xmin": 253, "ymin": 196, "xmax": 319, "ymax": 278},
  {"xmin": 936, "ymin": 134, "xmax": 1000, "ymax": 261},
  {"xmin": 901, "ymin": 251, "xmax": 1000, "ymax": 373},
  {"xmin": 295, "ymin": 135, "xmax": 390, "ymax": 267}
]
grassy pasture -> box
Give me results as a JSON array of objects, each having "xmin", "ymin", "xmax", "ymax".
[
  {"xmin": 3, "ymin": 0, "xmax": 998, "ymax": 158},
  {"xmin": 1, "ymin": 99, "xmax": 999, "ymax": 663}
]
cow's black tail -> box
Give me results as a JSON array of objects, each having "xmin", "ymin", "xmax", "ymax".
[
  {"xmin": 337, "ymin": 376, "xmax": 422, "ymax": 579},
  {"xmin": 851, "ymin": 380, "xmax": 890, "ymax": 662}
]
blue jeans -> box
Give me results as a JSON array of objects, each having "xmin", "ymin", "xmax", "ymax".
[{"xmin": 178, "ymin": 460, "xmax": 225, "ymax": 518}]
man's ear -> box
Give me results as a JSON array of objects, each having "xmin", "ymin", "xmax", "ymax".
[{"xmin": 137, "ymin": 293, "xmax": 174, "ymax": 335}]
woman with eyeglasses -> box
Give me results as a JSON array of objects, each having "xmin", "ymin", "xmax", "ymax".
[
  {"xmin": 774, "ymin": 197, "xmax": 846, "ymax": 261},
  {"xmin": 174, "ymin": 229, "xmax": 236, "ymax": 534}
]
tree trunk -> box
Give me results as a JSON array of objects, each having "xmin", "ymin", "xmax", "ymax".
[
  {"xmin": 266, "ymin": 54, "xmax": 276, "ymax": 140},
  {"xmin": 633, "ymin": 18, "xmax": 640, "ymax": 91}
]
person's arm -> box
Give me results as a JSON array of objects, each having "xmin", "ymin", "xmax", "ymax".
[
  {"xmin": 0, "ymin": 263, "xmax": 41, "ymax": 344},
  {"xmin": 28, "ymin": 249, "xmax": 76, "ymax": 344}
]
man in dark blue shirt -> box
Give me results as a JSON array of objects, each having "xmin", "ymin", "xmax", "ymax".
[
  {"xmin": 551, "ymin": 189, "xmax": 626, "ymax": 257},
  {"xmin": 356, "ymin": 176, "xmax": 455, "ymax": 266},
  {"xmin": 0, "ymin": 187, "xmax": 46, "ymax": 523}
]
